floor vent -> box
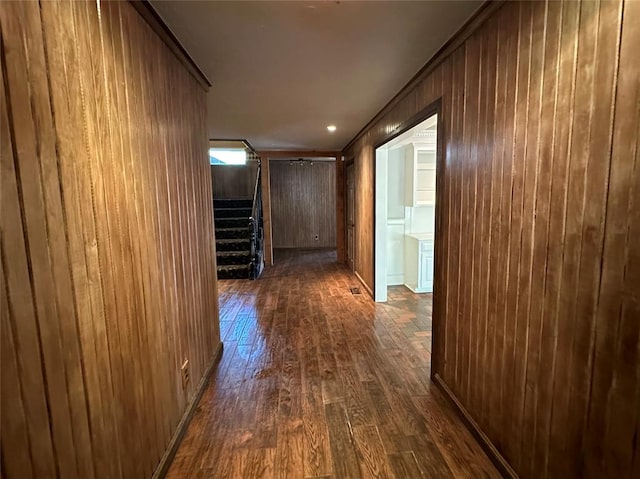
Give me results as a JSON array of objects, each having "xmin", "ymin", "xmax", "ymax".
[{"xmin": 350, "ymin": 287, "xmax": 361, "ymax": 295}]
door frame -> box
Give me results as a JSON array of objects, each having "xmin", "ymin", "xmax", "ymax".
[
  {"xmin": 372, "ymin": 98, "xmax": 444, "ymax": 375},
  {"xmin": 344, "ymin": 157, "xmax": 356, "ymax": 272}
]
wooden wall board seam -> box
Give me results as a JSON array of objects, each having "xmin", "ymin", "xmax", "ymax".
[
  {"xmin": 270, "ymin": 161, "xmax": 336, "ymax": 249},
  {"xmin": 1, "ymin": 1, "xmax": 220, "ymax": 477},
  {"xmin": 516, "ymin": 1, "xmax": 548, "ymax": 474},
  {"xmin": 343, "ymin": 1, "xmax": 505, "ymax": 152},
  {"xmin": 128, "ymin": 0, "xmax": 210, "ymax": 90},
  {"xmin": 153, "ymin": 342, "xmax": 224, "ymax": 479},
  {"xmin": 343, "ymin": 1, "xmax": 640, "ymax": 477},
  {"xmin": 434, "ymin": 374, "xmax": 518, "ymax": 479}
]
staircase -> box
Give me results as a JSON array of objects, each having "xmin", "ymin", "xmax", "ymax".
[
  {"xmin": 213, "ymin": 160, "xmax": 264, "ymax": 280},
  {"xmin": 214, "ymin": 198, "xmax": 254, "ymax": 279}
]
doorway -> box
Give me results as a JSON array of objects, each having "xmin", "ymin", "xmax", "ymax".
[{"xmin": 374, "ymin": 109, "xmax": 439, "ymax": 302}]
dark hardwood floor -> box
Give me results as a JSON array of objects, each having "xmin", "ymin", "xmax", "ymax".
[{"xmin": 166, "ymin": 249, "xmax": 500, "ymax": 479}]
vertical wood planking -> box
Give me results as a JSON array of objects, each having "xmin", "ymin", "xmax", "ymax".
[
  {"xmin": 261, "ymin": 158, "xmax": 274, "ymax": 265},
  {"xmin": 476, "ymin": 14, "xmax": 497, "ymax": 431},
  {"xmin": 533, "ymin": 1, "xmax": 580, "ymax": 474},
  {"xmin": 1, "ymin": 31, "xmax": 55, "ymax": 478},
  {"xmin": 335, "ymin": 156, "xmax": 345, "ymax": 262},
  {"xmin": 270, "ymin": 161, "xmax": 337, "ymax": 249},
  {"xmin": 565, "ymin": 1, "xmax": 622, "ymax": 476},
  {"xmin": 512, "ymin": 1, "xmax": 546, "ymax": 471},
  {"xmin": 211, "ymin": 161, "xmax": 259, "ymax": 199},
  {"xmin": 343, "ymin": 1, "xmax": 640, "ymax": 477},
  {"xmin": 522, "ymin": 2, "xmax": 560, "ymax": 477},
  {"xmin": 1, "ymin": 1, "xmax": 219, "ymax": 478},
  {"xmin": 585, "ymin": 0, "xmax": 639, "ymax": 477}
]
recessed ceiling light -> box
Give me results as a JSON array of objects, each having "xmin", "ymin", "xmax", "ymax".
[{"xmin": 327, "ymin": 125, "xmax": 337, "ymax": 132}]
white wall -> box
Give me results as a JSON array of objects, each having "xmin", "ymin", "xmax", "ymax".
[
  {"xmin": 386, "ymin": 147, "xmax": 406, "ymax": 285},
  {"xmin": 387, "ymin": 148, "xmax": 405, "ymax": 219}
]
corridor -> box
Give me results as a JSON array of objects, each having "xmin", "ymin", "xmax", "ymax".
[{"xmin": 166, "ymin": 250, "xmax": 499, "ymax": 478}]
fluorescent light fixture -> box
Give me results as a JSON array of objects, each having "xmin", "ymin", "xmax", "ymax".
[
  {"xmin": 327, "ymin": 125, "xmax": 337, "ymax": 132},
  {"xmin": 209, "ymin": 148, "xmax": 247, "ymax": 165}
]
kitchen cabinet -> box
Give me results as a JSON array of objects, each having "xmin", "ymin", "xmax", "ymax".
[
  {"xmin": 404, "ymin": 144, "xmax": 436, "ymax": 207},
  {"xmin": 404, "ymin": 233, "xmax": 434, "ymax": 293}
]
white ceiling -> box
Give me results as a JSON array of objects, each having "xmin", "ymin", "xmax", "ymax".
[{"xmin": 151, "ymin": 1, "xmax": 481, "ymax": 151}]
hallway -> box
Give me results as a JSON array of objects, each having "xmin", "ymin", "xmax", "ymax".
[{"xmin": 166, "ymin": 250, "xmax": 499, "ymax": 478}]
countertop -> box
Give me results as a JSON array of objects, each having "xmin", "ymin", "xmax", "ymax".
[{"xmin": 405, "ymin": 233, "xmax": 434, "ymax": 241}]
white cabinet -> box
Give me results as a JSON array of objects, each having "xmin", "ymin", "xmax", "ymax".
[
  {"xmin": 404, "ymin": 144, "xmax": 436, "ymax": 207},
  {"xmin": 404, "ymin": 233, "xmax": 434, "ymax": 293},
  {"xmin": 386, "ymin": 219, "xmax": 405, "ymax": 286}
]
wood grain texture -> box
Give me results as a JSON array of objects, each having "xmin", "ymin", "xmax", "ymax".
[
  {"xmin": 343, "ymin": 1, "xmax": 640, "ymax": 478},
  {"xmin": 270, "ymin": 161, "xmax": 336, "ymax": 249},
  {"xmin": 211, "ymin": 161, "xmax": 259, "ymax": 199},
  {"xmin": 335, "ymin": 156, "xmax": 345, "ymax": 263},
  {"xmin": 166, "ymin": 250, "xmax": 499, "ymax": 479},
  {"xmin": 261, "ymin": 158, "xmax": 274, "ymax": 266},
  {"xmin": 0, "ymin": 1, "xmax": 219, "ymax": 478}
]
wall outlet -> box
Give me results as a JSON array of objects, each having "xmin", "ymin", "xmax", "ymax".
[{"xmin": 181, "ymin": 359, "xmax": 190, "ymax": 389}]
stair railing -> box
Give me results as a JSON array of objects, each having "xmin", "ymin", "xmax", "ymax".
[{"xmin": 248, "ymin": 161, "xmax": 264, "ymax": 279}]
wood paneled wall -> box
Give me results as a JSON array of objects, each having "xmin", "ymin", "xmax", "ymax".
[
  {"xmin": 270, "ymin": 160, "xmax": 336, "ymax": 248},
  {"xmin": 0, "ymin": 2, "xmax": 220, "ymax": 478},
  {"xmin": 335, "ymin": 157, "xmax": 346, "ymax": 262},
  {"xmin": 211, "ymin": 160, "xmax": 259, "ymax": 199},
  {"xmin": 344, "ymin": 1, "xmax": 640, "ymax": 478},
  {"xmin": 260, "ymin": 158, "xmax": 274, "ymax": 265}
]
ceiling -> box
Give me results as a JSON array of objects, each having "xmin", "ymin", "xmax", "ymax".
[{"xmin": 151, "ymin": 1, "xmax": 481, "ymax": 151}]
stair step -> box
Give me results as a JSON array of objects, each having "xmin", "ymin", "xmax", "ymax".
[
  {"xmin": 213, "ymin": 198, "xmax": 253, "ymax": 209},
  {"xmin": 216, "ymin": 264, "xmax": 250, "ymax": 280},
  {"xmin": 214, "ymin": 207, "xmax": 252, "ymax": 218},
  {"xmin": 215, "ymin": 227, "xmax": 251, "ymax": 239},
  {"xmin": 215, "ymin": 218, "xmax": 250, "ymax": 228},
  {"xmin": 216, "ymin": 238, "xmax": 250, "ymax": 251},
  {"xmin": 217, "ymin": 250, "xmax": 251, "ymax": 256},
  {"xmin": 216, "ymin": 238, "xmax": 250, "ymax": 244},
  {"xmin": 217, "ymin": 264, "xmax": 250, "ymax": 271},
  {"xmin": 216, "ymin": 251, "xmax": 251, "ymax": 265}
]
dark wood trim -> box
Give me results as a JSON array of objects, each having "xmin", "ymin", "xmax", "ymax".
[
  {"xmin": 434, "ymin": 373, "xmax": 518, "ymax": 479},
  {"xmin": 129, "ymin": 0, "xmax": 211, "ymax": 90},
  {"xmin": 370, "ymin": 98, "xmax": 442, "ymax": 296},
  {"xmin": 343, "ymin": 0, "xmax": 503, "ymax": 152},
  {"xmin": 370, "ymin": 98, "xmax": 443, "ymax": 380},
  {"xmin": 152, "ymin": 343, "xmax": 224, "ymax": 479},
  {"xmin": 261, "ymin": 158, "xmax": 274, "ymax": 266},
  {"xmin": 210, "ymin": 138, "xmax": 258, "ymax": 155},
  {"xmin": 344, "ymin": 157, "xmax": 355, "ymax": 270},
  {"xmin": 335, "ymin": 155, "xmax": 345, "ymax": 263},
  {"xmin": 431, "ymin": 101, "xmax": 446, "ymax": 380},
  {"xmin": 256, "ymin": 150, "xmax": 341, "ymax": 159},
  {"xmin": 354, "ymin": 270, "xmax": 373, "ymax": 298},
  {"xmin": 372, "ymin": 98, "xmax": 442, "ymax": 150}
]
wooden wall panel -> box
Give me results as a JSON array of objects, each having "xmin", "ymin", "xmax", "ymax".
[
  {"xmin": 335, "ymin": 156, "xmax": 346, "ymax": 262},
  {"xmin": 261, "ymin": 158, "xmax": 274, "ymax": 265},
  {"xmin": 270, "ymin": 161, "xmax": 336, "ymax": 249},
  {"xmin": 211, "ymin": 160, "xmax": 259, "ymax": 199},
  {"xmin": 0, "ymin": 1, "xmax": 220, "ymax": 478},
  {"xmin": 344, "ymin": 1, "xmax": 640, "ymax": 478}
]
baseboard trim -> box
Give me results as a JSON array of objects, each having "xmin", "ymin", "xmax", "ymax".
[
  {"xmin": 433, "ymin": 373, "xmax": 518, "ymax": 479},
  {"xmin": 152, "ymin": 342, "xmax": 224, "ymax": 479},
  {"xmin": 354, "ymin": 270, "xmax": 374, "ymax": 298}
]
